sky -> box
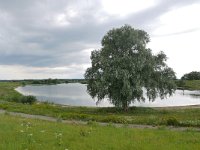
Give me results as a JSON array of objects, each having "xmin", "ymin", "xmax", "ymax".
[{"xmin": 0, "ymin": 0, "xmax": 200, "ymax": 79}]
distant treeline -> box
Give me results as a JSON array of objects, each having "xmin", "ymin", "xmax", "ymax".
[
  {"xmin": 0, "ymin": 79, "xmax": 88, "ymax": 85},
  {"xmin": 175, "ymin": 71, "xmax": 200, "ymax": 90},
  {"xmin": 181, "ymin": 71, "xmax": 200, "ymax": 80}
]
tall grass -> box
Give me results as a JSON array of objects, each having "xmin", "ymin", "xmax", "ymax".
[
  {"xmin": 0, "ymin": 114, "xmax": 200, "ymax": 150},
  {"xmin": 0, "ymin": 101, "xmax": 200, "ymax": 127}
]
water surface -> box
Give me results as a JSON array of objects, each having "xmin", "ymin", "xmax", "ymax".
[{"xmin": 16, "ymin": 83, "xmax": 200, "ymax": 107}]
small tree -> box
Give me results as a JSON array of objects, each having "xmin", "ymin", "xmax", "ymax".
[
  {"xmin": 85, "ymin": 25, "xmax": 176, "ymax": 111},
  {"xmin": 21, "ymin": 95, "xmax": 37, "ymax": 104}
]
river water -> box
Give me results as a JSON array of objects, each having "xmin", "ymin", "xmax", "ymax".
[{"xmin": 15, "ymin": 83, "xmax": 200, "ymax": 107}]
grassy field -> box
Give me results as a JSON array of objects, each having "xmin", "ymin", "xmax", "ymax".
[
  {"xmin": 0, "ymin": 82, "xmax": 22, "ymax": 101},
  {"xmin": 176, "ymin": 80, "xmax": 200, "ymax": 90},
  {"xmin": 1, "ymin": 100, "xmax": 200, "ymax": 127},
  {"xmin": 183, "ymin": 80, "xmax": 200, "ymax": 90},
  {"xmin": 0, "ymin": 114, "xmax": 200, "ymax": 150}
]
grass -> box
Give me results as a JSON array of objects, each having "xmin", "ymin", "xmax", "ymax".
[
  {"xmin": 0, "ymin": 101, "xmax": 200, "ymax": 127},
  {"xmin": 176, "ymin": 80, "xmax": 200, "ymax": 90},
  {"xmin": 182, "ymin": 80, "xmax": 200, "ymax": 90},
  {"xmin": 0, "ymin": 82, "xmax": 22, "ymax": 101},
  {"xmin": 0, "ymin": 114, "xmax": 200, "ymax": 150},
  {"xmin": 0, "ymin": 81, "xmax": 200, "ymax": 127}
]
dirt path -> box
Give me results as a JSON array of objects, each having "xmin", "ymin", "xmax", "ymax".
[{"xmin": 0, "ymin": 109, "xmax": 199, "ymax": 131}]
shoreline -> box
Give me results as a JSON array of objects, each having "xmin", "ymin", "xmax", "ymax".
[{"xmin": 13, "ymin": 82, "xmax": 200, "ymax": 109}]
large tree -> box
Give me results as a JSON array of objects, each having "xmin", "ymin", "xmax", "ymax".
[{"xmin": 85, "ymin": 25, "xmax": 176, "ymax": 110}]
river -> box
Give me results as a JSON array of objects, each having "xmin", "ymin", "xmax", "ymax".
[{"xmin": 16, "ymin": 83, "xmax": 200, "ymax": 107}]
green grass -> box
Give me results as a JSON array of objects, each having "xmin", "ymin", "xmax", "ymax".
[
  {"xmin": 182, "ymin": 80, "xmax": 200, "ymax": 90},
  {"xmin": 0, "ymin": 114, "xmax": 200, "ymax": 150},
  {"xmin": 0, "ymin": 101, "xmax": 200, "ymax": 127},
  {"xmin": 0, "ymin": 82, "xmax": 22, "ymax": 101},
  {"xmin": 176, "ymin": 80, "xmax": 200, "ymax": 90}
]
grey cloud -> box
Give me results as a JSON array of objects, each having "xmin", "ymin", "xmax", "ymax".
[{"xmin": 0, "ymin": 0, "xmax": 199, "ymax": 69}]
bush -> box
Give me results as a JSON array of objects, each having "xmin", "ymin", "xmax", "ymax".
[
  {"xmin": 20, "ymin": 95, "xmax": 37, "ymax": 104},
  {"xmin": 166, "ymin": 117, "xmax": 179, "ymax": 126}
]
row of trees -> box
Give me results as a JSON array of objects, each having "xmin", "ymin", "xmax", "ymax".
[{"xmin": 181, "ymin": 71, "xmax": 200, "ymax": 80}]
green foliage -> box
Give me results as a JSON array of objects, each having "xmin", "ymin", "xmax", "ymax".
[
  {"xmin": 0, "ymin": 82, "xmax": 36, "ymax": 105},
  {"xmin": 87, "ymin": 120, "xmax": 98, "ymax": 126},
  {"xmin": 166, "ymin": 117, "xmax": 180, "ymax": 126},
  {"xmin": 28, "ymin": 79, "xmax": 86, "ymax": 85},
  {"xmin": 79, "ymin": 128, "xmax": 92, "ymax": 137},
  {"xmin": 175, "ymin": 80, "xmax": 200, "ymax": 90},
  {"xmin": 181, "ymin": 71, "xmax": 200, "ymax": 80},
  {"xmin": 1, "ymin": 101, "xmax": 200, "ymax": 127},
  {"xmin": 6, "ymin": 95, "xmax": 37, "ymax": 105},
  {"xmin": 31, "ymin": 78, "xmax": 62, "ymax": 85},
  {"xmin": 0, "ymin": 82, "xmax": 22, "ymax": 101},
  {"xmin": 85, "ymin": 25, "xmax": 176, "ymax": 110},
  {"xmin": 175, "ymin": 80, "xmax": 185, "ymax": 88},
  {"xmin": 20, "ymin": 95, "xmax": 37, "ymax": 104}
]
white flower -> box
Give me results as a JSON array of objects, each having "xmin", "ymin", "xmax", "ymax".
[{"xmin": 40, "ymin": 130, "xmax": 45, "ymax": 133}]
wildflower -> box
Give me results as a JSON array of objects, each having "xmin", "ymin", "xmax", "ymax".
[
  {"xmin": 20, "ymin": 130, "xmax": 24, "ymax": 133},
  {"xmin": 40, "ymin": 130, "xmax": 45, "ymax": 133}
]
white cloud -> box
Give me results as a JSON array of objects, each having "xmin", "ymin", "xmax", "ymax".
[
  {"xmin": 101, "ymin": 0, "xmax": 156, "ymax": 17},
  {"xmin": 55, "ymin": 13, "xmax": 70, "ymax": 26},
  {"xmin": 0, "ymin": 64, "xmax": 87, "ymax": 79},
  {"xmin": 153, "ymin": 3, "xmax": 200, "ymax": 36},
  {"xmin": 149, "ymin": 29, "xmax": 200, "ymax": 78},
  {"xmin": 148, "ymin": 3, "xmax": 200, "ymax": 78}
]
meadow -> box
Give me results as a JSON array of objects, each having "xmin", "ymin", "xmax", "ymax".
[
  {"xmin": 176, "ymin": 80, "xmax": 200, "ymax": 90},
  {"xmin": 0, "ymin": 113, "xmax": 200, "ymax": 150},
  {"xmin": 0, "ymin": 81, "xmax": 200, "ymax": 149}
]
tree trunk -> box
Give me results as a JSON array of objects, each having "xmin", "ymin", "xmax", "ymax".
[{"xmin": 122, "ymin": 101, "xmax": 128, "ymax": 112}]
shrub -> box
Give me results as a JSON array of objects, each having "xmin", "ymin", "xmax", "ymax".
[
  {"xmin": 101, "ymin": 116, "xmax": 128, "ymax": 124},
  {"xmin": 87, "ymin": 120, "xmax": 98, "ymax": 127},
  {"xmin": 20, "ymin": 95, "xmax": 37, "ymax": 104},
  {"xmin": 166, "ymin": 117, "xmax": 179, "ymax": 126}
]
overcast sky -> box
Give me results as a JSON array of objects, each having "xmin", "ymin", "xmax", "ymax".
[{"xmin": 0, "ymin": 0, "xmax": 200, "ymax": 79}]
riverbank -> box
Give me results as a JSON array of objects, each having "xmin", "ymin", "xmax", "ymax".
[
  {"xmin": 0, "ymin": 81, "xmax": 200, "ymax": 127},
  {"xmin": 1, "ymin": 109, "xmax": 200, "ymax": 131},
  {"xmin": 0, "ymin": 100, "xmax": 200, "ymax": 127},
  {"xmin": 176, "ymin": 80, "xmax": 200, "ymax": 90}
]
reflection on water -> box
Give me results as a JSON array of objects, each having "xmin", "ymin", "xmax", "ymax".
[
  {"xmin": 15, "ymin": 83, "xmax": 200, "ymax": 107},
  {"xmin": 189, "ymin": 94, "xmax": 200, "ymax": 98}
]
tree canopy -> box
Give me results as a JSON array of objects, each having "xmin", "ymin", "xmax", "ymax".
[
  {"xmin": 85, "ymin": 25, "xmax": 176, "ymax": 110},
  {"xmin": 181, "ymin": 71, "xmax": 200, "ymax": 80}
]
